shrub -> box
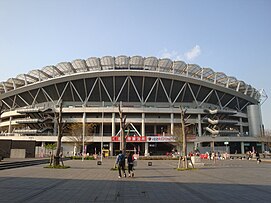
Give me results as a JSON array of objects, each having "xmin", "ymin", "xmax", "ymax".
[{"xmin": 69, "ymin": 156, "xmax": 95, "ymax": 160}]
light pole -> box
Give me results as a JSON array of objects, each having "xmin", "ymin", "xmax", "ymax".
[
  {"xmin": 82, "ymin": 106, "xmax": 86, "ymax": 161},
  {"xmin": 101, "ymin": 101, "xmax": 104, "ymax": 162}
]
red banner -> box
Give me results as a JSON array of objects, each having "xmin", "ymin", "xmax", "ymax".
[
  {"xmin": 187, "ymin": 134, "xmax": 196, "ymax": 141},
  {"xmin": 111, "ymin": 136, "xmax": 147, "ymax": 142}
]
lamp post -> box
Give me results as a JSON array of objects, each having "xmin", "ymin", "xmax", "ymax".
[
  {"xmin": 101, "ymin": 101, "xmax": 104, "ymax": 162},
  {"xmin": 82, "ymin": 106, "xmax": 86, "ymax": 161}
]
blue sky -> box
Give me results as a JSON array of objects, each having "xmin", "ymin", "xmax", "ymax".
[{"xmin": 0, "ymin": 0, "xmax": 270, "ymax": 129}]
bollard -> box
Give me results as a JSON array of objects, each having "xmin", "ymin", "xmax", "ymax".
[{"xmin": 148, "ymin": 162, "xmax": 152, "ymax": 166}]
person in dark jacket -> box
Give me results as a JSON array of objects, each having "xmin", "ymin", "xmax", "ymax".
[
  {"xmin": 127, "ymin": 151, "xmax": 135, "ymax": 177},
  {"xmin": 116, "ymin": 150, "xmax": 126, "ymax": 178}
]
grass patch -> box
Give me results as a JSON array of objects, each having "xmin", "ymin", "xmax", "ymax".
[
  {"xmin": 69, "ymin": 156, "xmax": 95, "ymax": 160},
  {"xmin": 44, "ymin": 165, "xmax": 70, "ymax": 169}
]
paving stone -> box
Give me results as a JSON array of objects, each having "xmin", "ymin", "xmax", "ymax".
[{"xmin": 0, "ymin": 159, "xmax": 270, "ymax": 202}]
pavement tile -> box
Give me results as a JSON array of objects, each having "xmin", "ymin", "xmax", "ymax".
[{"xmin": 0, "ymin": 159, "xmax": 270, "ymax": 202}]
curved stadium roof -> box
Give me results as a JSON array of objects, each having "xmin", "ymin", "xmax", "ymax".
[{"xmin": 0, "ymin": 55, "xmax": 260, "ymax": 101}]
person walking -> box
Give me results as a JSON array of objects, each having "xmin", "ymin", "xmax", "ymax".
[
  {"xmin": 116, "ymin": 150, "xmax": 126, "ymax": 178},
  {"xmin": 256, "ymin": 151, "xmax": 261, "ymax": 164},
  {"xmin": 49, "ymin": 152, "xmax": 53, "ymax": 166},
  {"xmin": 127, "ymin": 151, "xmax": 135, "ymax": 177}
]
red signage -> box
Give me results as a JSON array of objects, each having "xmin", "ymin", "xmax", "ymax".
[
  {"xmin": 187, "ymin": 134, "xmax": 196, "ymax": 141},
  {"xmin": 111, "ymin": 136, "xmax": 147, "ymax": 142}
]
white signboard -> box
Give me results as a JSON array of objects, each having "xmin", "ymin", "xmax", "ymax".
[{"xmin": 147, "ymin": 136, "xmax": 175, "ymax": 142}]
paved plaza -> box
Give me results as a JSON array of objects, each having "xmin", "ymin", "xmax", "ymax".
[{"xmin": 0, "ymin": 158, "xmax": 270, "ymax": 203}]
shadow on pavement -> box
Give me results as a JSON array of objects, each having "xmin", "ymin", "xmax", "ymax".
[{"xmin": 0, "ymin": 176, "xmax": 270, "ymax": 203}]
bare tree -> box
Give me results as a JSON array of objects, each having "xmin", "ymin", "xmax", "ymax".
[
  {"xmin": 118, "ymin": 104, "xmax": 127, "ymax": 155},
  {"xmin": 67, "ymin": 123, "xmax": 95, "ymax": 154},
  {"xmin": 0, "ymin": 102, "xmax": 4, "ymax": 133},
  {"xmin": 265, "ymin": 130, "xmax": 271, "ymax": 150},
  {"xmin": 0, "ymin": 101, "xmax": 3, "ymax": 131},
  {"xmin": 173, "ymin": 106, "xmax": 191, "ymax": 169},
  {"xmin": 54, "ymin": 101, "xmax": 67, "ymax": 166},
  {"xmin": 258, "ymin": 129, "xmax": 271, "ymax": 152},
  {"xmin": 172, "ymin": 124, "xmax": 183, "ymax": 169},
  {"xmin": 0, "ymin": 103, "xmax": 3, "ymax": 115},
  {"xmin": 45, "ymin": 143, "xmax": 56, "ymax": 166},
  {"xmin": 181, "ymin": 106, "xmax": 188, "ymax": 169}
]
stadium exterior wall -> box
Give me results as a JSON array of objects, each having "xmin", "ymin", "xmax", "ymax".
[{"xmin": 0, "ymin": 56, "xmax": 265, "ymax": 158}]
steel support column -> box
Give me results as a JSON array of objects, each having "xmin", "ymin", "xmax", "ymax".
[
  {"xmin": 171, "ymin": 113, "xmax": 174, "ymax": 135},
  {"xmin": 111, "ymin": 112, "xmax": 115, "ymax": 156},
  {"xmin": 142, "ymin": 113, "xmax": 145, "ymax": 136}
]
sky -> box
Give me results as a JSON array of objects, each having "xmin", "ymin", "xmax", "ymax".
[{"xmin": 0, "ymin": 0, "xmax": 270, "ymax": 129}]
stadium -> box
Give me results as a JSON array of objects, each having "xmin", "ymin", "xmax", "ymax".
[{"xmin": 0, "ymin": 56, "xmax": 265, "ymax": 158}]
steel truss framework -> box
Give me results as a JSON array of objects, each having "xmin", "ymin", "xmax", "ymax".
[
  {"xmin": 1, "ymin": 75, "xmax": 254, "ymax": 112},
  {"xmin": 0, "ymin": 56, "xmax": 265, "ymax": 157}
]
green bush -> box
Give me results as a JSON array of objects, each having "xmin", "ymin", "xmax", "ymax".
[{"xmin": 69, "ymin": 156, "xmax": 95, "ymax": 160}]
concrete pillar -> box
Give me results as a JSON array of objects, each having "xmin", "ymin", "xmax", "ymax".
[
  {"xmin": 154, "ymin": 125, "xmax": 157, "ymax": 135},
  {"xmin": 241, "ymin": 142, "xmax": 245, "ymax": 154},
  {"xmin": 141, "ymin": 113, "xmax": 145, "ymax": 136},
  {"xmin": 82, "ymin": 112, "xmax": 86, "ymax": 156},
  {"xmin": 99, "ymin": 123, "xmax": 102, "ymax": 136},
  {"xmin": 198, "ymin": 114, "xmax": 202, "ymax": 137},
  {"xmin": 247, "ymin": 104, "xmax": 263, "ymax": 136},
  {"xmin": 261, "ymin": 142, "xmax": 265, "ymax": 153},
  {"xmin": 111, "ymin": 113, "xmax": 115, "ymax": 155},
  {"xmin": 110, "ymin": 142, "xmax": 113, "ymax": 156},
  {"xmin": 40, "ymin": 142, "xmax": 46, "ymax": 158},
  {"xmin": 144, "ymin": 142, "xmax": 149, "ymax": 156},
  {"xmin": 171, "ymin": 113, "xmax": 174, "ymax": 135},
  {"xmin": 211, "ymin": 141, "xmax": 214, "ymax": 152},
  {"xmin": 54, "ymin": 117, "xmax": 57, "ymax": 136},
  {"xmin": 73, "ymin": 144, "xmax": 77, "ymax": 156},
  {"xmin": 111, "ymin": 113, "xmax": 115, "ymax": 156},
  {"xmin": 112, "ymin": 113, "xmax": 115, "ymax": 136}
]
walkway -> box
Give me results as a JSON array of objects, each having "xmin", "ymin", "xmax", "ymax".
[{"xmin": 0, "ymin": 158, "xmax": 270, "ymax": 202}]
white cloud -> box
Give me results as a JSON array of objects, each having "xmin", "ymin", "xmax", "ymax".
[
  {"xmin": 160, "ymin": 45, "xmax": 201, "ymax": 62},
  {"xmin": 184, "ymin": 45, "xmax": 201, "ymax": 61},
  {"xmin": 160, "ymin": 49, "xmax": 183, "ymax": 61}
]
